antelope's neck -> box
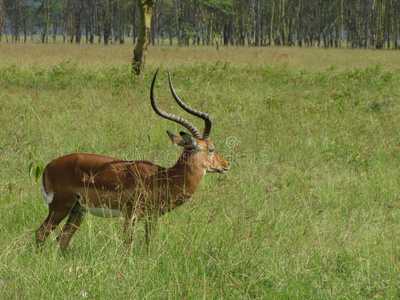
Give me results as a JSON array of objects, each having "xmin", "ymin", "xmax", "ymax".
[
  {"xmin": 146, "ymin": 152, "xmax": 206, "ymax": 216},
  {"xmin": 167, "ymin": 152, "xmax": 206, "ymax": 197}
]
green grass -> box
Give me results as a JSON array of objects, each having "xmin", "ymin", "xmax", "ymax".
[{"xmin": 1, "ymin": 45, "xmax": 400, "ymax": 299}]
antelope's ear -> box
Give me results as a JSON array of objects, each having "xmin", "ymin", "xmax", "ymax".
[
  {"xmin": 167, "ymin": 131, "xmax": 185, "ymax": 146},
  {"xmin": 179, "ymin": 131, "xmax": 198, "ymax": 149},
  {"xmin": 167, "ymin": 131, "xmax": 198, "ymax": 148}
]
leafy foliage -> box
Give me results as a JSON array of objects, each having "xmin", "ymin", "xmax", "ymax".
[{"xmin": 1, "ymin": 0, "xmax": 400, "ymax": 48}]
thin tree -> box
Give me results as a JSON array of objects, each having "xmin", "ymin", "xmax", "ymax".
[
  {"xmin": 0, "ymin": 0, "xmax": 5, "ymax": 42},
  {"xmin": 132, "ymin": 0, "xmax": 156, "ymax": 75}
]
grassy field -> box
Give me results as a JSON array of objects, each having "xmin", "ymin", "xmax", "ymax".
[{"xmin": 1, "ymin": 43, "xmax": 400, "ymax": 299}]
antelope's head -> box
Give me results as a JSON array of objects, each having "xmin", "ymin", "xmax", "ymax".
[{"xmin": 150, "ymin": 69, "xmax": 230, "ymax": 175}]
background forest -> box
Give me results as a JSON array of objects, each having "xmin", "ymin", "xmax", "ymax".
[{"xmin": 1, "ymin": 0, "xmax": 400, "ymax": 49}]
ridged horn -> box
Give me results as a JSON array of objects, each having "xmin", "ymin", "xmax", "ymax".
[
  {"xmin": 150, "ymin": 69, "xmax": 202, "ymax": 139},
  {"xmin": 168, "ymin": 70, "xmax": 212, "ymax": 140}
]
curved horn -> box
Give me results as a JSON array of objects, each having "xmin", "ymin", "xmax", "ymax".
[
  {"xmin": 168, "ymin": 70, "xmax": 212, "ymax": 140},
  {"xmin": 150, "ymin": 69, "xmax": 202, "ymax": 139}
]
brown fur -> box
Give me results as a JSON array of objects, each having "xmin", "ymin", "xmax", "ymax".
[{"xmin": 36, "ymin": 133, "xmax": 229, "ymax": 253}]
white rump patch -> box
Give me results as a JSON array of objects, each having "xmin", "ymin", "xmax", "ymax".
[{"xmin": 41, "ymin": 182, "xmax": 54, "ymax": 205}]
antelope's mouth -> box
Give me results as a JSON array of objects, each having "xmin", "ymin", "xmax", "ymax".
[
  {"xmin": 208, "ymin": 168, "xmax": 229, "ymax": 174},
  {"xmin": 220, "ymin": 168, "xmax": 230, "ymax": 174}
]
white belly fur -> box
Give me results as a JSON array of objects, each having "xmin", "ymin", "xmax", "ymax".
[{"xmin": 86, "ymin": 207, "xmax": 124, "ymax": 218}]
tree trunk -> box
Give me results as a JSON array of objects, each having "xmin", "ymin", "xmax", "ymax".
[
  {"xmin": 132, "ymin": 0, "xmax": 156, "ymax": 75},
  {"xmin": 270, "ymin": 0, "xmax": 276, "ymax": 46},
  {"xmin": 42, "ymin": 0, "xmax": 50, "ymax": 44},
  {"xmin": 0, "ymin": 0, "xmax": 3, "ymax": 42}
]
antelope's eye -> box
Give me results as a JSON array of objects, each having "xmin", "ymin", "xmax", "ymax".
[{"xmin": 207, "ymin": 148, "xmax": 215, "ymax": 154}]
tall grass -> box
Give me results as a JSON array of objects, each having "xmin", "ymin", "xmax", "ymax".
[
  {"xmin": 1, "ymin": 45, "xmax": 400, "ymax": 298},
  {"xmin": 1, "ymin": 42, "xmax": 400, "ymax": 71}
]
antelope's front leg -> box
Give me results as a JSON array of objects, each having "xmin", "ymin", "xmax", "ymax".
[
  {"xmin": 123, "ymin": 211, "xmax": 136, "ymax": 252},
  {"xmin": 144, "ymin": 215, "xmax": 158, "ymax": 251}
]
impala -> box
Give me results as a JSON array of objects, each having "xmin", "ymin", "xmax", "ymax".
[{"xmin": 36, "ymin": 69, "xmax": 230, "ymax": 253}]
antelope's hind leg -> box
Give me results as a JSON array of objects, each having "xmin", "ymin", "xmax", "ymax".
[
  {"xmin": 35, "ymin": 195, "xmax": 76, "ymax": 250},
  {"xmin": 56, "ymin": 199, "xmax": 86, "ymax": 254}
]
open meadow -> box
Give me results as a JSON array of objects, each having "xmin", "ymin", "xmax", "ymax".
[{"xmin": 1, "ymin": 43, "xmax": 400, "ymax": 299}]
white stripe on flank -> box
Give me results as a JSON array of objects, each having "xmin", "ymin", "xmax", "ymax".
[
  {"xmin": 86, "ymin": 207, "xmax": 124, "ymax": 218},
  {"xmin": 41, "ymin": 180, "xmax": 54, "ymax": 205}
]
